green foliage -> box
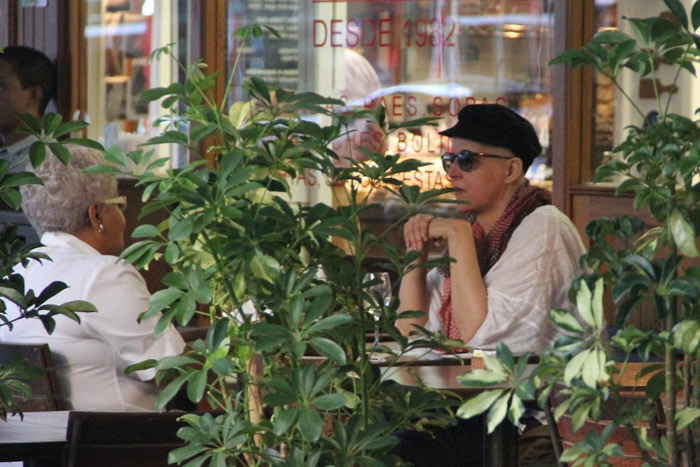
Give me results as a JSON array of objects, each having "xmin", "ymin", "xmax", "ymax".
[
  {"xmin": 460, "ymin": 2, "xmax": 700, "ymax": 465},
  {"xmin": 0, "ymin": 225, "xmax": 97, "ymax": 418},
  {"xmin": 0, "ymin": 112, "xmax": 100, "ymax": 418},
  {"xmin": 15, "ymin": 112, "xmax": 104, "ymax": 170},
  {"xmin": 84, "ymin": 25, "xmax": 460, "ymax": 464},
  {"xmin": 0, "ymin": 355, "xmax": 40, "ymax": 420},
  {"xmin": 558, "ymin": 425, "xmax": 625, "ymax": 467},
  {"xmin": 457, "ymin": 343, "xmax": 534, "ymax": 433}
]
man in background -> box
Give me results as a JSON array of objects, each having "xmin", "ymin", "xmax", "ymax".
[{"xmin": 0, "ymin": 46, "xmax": 57, "ymax": 172}]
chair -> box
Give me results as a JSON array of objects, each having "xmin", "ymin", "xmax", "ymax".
[
  {"xmin": 0, "ymin": 342, "xmax": 65, "ymax": 411},
  {"xmin": 63, "ymin": 411, "xmax": 189, "ymax": 467}
]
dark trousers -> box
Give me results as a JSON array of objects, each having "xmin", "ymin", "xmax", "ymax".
[{"xmin": 393, "ymin": 415, "xmax": 487, "ymax": 466}]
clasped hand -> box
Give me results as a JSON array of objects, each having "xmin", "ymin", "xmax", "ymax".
[{"xmin": 403, "ymin": 214, "xmax": 471, "ymax": 251}]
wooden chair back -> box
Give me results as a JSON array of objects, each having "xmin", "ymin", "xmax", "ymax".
[
  {"xmin": 0, "ymin": 342, "xmax": 65, "ymax": 411},
  {"xmin": 63, "ymin": 411, "xmax": 190, "ymax": 467}
]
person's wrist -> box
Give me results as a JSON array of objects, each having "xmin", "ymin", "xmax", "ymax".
[{"xmin": 447, "ymin": 219, "xmax": 471, "ymax": 242}]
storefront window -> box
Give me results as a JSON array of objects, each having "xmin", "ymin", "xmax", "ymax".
[
  {"xmin": 226, "ymin": 0, "xmax": 555, "ymax": 198},
  {"xmin": 588, "ymin": 0, "xmax": 700, "ymax": 184},
  {"xmin": 590, "ymin": 0, "xmax": 617, "ymax": 180},
  {"xmin": 83, "ymin": 0, "xmax": 199, "ymax": 167}
]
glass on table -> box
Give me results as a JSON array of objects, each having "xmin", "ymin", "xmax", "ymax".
[{"xmin": 362, "ymin": 272, "xmax": 392, "ymax": 347}]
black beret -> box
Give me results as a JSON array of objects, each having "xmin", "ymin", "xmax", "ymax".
[{"xmin": 439, "ymin": 104, "xmax": 542, "ymax": 171}]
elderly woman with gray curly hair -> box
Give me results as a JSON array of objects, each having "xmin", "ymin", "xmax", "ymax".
[{"xmin": 0, "ymin": 145, "xmax": 185, "ymax": 412}]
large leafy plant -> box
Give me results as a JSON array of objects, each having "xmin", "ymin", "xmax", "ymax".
[
  {"xmin": 0, "ymin": 114, "xmax": 99, "ymax": 419},
  {"xmin": 83, "ymin": 26, "xmax": 467, "ymax": 465},
  {"xmin": 455, "ymin": 1, "xmax": 700, "ymax": 466}
]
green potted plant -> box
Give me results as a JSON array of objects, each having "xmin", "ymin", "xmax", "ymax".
[
  {"xmin": 77, "ymin": 25, "xmax": 468, "ymax": 465},
  {"xmin": 0, "ymin": 113, "xmax": 99, "ymax": 419},
  {"xmin": 456, "ymin": 1, "xmax": 700, "ymax": 466}
]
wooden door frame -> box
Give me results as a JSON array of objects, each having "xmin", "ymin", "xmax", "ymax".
[
  {"xmin": 1, "ymin": 0, "xmax": 19, "ymax": 45},
  {"xmin": 57, "ymin": 0, "xmax": 86, "ymax": 125},
  {"xmin": 201, "ymin": 0, "xmax": 227, "ymax": 106},
  {"xmin": 552, "ymin": 0, "xmax": 596, "ymax": 216}
]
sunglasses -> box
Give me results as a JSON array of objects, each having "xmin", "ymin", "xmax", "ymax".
[{"xmin": 441, "ymin": 150, "xmax": 514, "ymax": 172}]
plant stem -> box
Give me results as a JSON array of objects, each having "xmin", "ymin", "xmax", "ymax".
[
  {"xmin": 667, "ymin": 185, "xmax": 679, "ymax": 466},
  {"xmin": 663, "ymin": 45, "xmax": 691, "ymax": 118},
  {"xmin": 353, "ymin": 254, "xmax": 370, "ymax": 427},
  {"xmin": 666, "ymin": 298, "xmax": 679, "ymax": 466},
  {"xmin": 609, "ymin": 73, "xmax": 647, "ymax": 122},
  {"xmin": 540, "ymin": 394, "xmax": 564, "ymax": 466},
  {"xmin": 649, "ymin": 406, "xmax": 661, "ymax": 443},
  {"xmin": 622, "ymin": 420, "xmax": 659, "ymax": 466},
  {"xmin": 683, "ymin": 355, "xmax": 695, "ymax": 467},
  {"xmin": 647, "ymin": 55, "xmax": 665, "ymax": 120},
  {"xmin": 200, "ymin": 230, "xmax": 244, "ymax": 319},
  {"xmin": 358, "ymin": 324, "xmax": 369, "ymax": 427},
  {"xmin": 696, "ymin": 348, "xmax": 700, "ymax": 409},
  {"xmin": 220, "ymin": 34, "xmax": 246, "ymax": 114},
  {"xmin": 694, "ymin": 348, "xmax": 700, "ymax": 465}
]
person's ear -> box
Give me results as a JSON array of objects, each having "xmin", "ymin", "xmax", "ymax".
[
  {"xmin": 25, "ymin": 86, "xmax": 44, "ymax": 114},
  {"xmin": 87, "ymin": 203, "xmax": 103, "ymax": 232},
  {"xmin": 504, "ymin": 158, "xmax": 523, "ymax": 183}
]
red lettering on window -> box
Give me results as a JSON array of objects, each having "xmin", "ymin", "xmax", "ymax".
[
  {"xmin": 397, "ymin": 131, "xmax": 407, "ymax": 152},
  {"xmin": 433, "ymin": 97, "xmax": 443, "ymax": 117},
  {"xmin": 434, "ymin": 171, "xmax": 444, "ymax": 189},
  {"xmin": 379, "ymin": 18, "xmax": 391, "ymax": 47},
  {"xmin": 391, "ymin": 95, "xmax": 402, "ymax": 117},
  {"xmin": 330, "ymin": 19, "xmax": 342, "ymax": 47},
  {"xmin": 347, "ymin": 19, "xmax": 360, "ymax": 47},
  {"xmin": 313, "ymin": 20, "xmax": 327, "ymax": 47},
  {"xmin": 362, "ymin": 19, "xmax": 376, "ymax": 47},
  {"xmin": 414, "ymin": 170, "xmax": 423, "ymax": 190},
  {"xmin": 406, "ymin": 95, "xmax": 417, "ymax": 117}
]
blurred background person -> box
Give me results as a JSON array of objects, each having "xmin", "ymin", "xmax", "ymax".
[
  {"xmin": 0, "ymin": 46, "xmax": 57, "ymax": 172},
  {"xmin": 0, "ymin": 145, "xmax": 185, "ymax": 411},
  {"xmin": 331, "ymin": 48, "xmax": 385, "ymax": 167}
]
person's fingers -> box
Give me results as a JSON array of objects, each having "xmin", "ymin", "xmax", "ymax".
[
  {"xmin": 405, "ymin": 217, "xmax": 423, "ymax": 251},
  {"xmin": 421, "ymin": 215, "xmax": 431, "ymax": 241},
  {"xmin": 404, "ymin": 214, "xmax": 433, "ymax": 251},
  {"xmin": 428, "ymin": 218, "xmax": 471, "ymax": 243},
  {"xmin": 403, "ymin": 218, "xmax": 416, "ymax": 250}
]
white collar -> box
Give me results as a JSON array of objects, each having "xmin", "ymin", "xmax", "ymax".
[
  {"xmin": 40, "ymin": 231, "xmax": 102, "ymax": 256},
  {"xmin": 0, "ymin": 135, "xmax": 36, "ymax": 156}
]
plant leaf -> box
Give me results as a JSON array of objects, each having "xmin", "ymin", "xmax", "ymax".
[
  {"xmin": 456, "ymin": 389, "xmax": 504, "ymax": 419},
  {"xmin": 670, "ymin": 209, "xmax": 699, "ymax": 257},
  {"xmin": 309, "ymin": 337, "xmax": 346, "ymax": 365},
  {"xmin": 676, "ymin": 407, "xmax": 700, "ymax": 430}
]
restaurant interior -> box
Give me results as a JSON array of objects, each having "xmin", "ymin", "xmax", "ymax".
[{"xmin": 1, "ymin": 0, "xmax": 699, "ymax": 466}]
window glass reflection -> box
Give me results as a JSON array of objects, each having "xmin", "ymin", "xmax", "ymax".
[
  {"xmin": 226, "ymin": 0, "xmax": 555, "ymax": 197},
  {"xmin": 84, "ymin": 0, "xmax": 196, "ymax": 167},
  {"xmin": 589, "ymin": 0, "xmax": 700, "ymax": 185}
]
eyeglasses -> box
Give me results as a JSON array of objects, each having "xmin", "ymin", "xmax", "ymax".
[
  {"xmin": 441, "ymin": 150, "xmax": 514, "ymax": 172},
  {"xmin": 99, "ymin": 196, "xmax": 127, "ymax": 211}
]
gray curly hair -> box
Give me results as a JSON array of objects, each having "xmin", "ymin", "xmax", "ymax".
[{"xmin": 20, "ymin": 145, "xmax": 118, "ymax": 236}]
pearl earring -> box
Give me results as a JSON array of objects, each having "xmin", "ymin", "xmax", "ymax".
[{"xmin": 98, "ymin": 224, "xmax": 105, "ymax": 233}]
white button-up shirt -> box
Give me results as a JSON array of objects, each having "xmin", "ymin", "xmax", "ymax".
[
  {"xmin": 0, "ymin": 232, "xmax": 185, "ymax": 411},
  {"xmin": 425, "ymin": 205, "xmax": 586, "ymax": 354}
]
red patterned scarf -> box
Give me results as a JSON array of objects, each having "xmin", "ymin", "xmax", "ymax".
[{"xmin": 438, "ymin": 183, "xmax": 552, "ymax": 340}]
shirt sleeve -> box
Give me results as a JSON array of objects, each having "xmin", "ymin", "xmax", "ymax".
[
  {"xmin": 79, "ymin": 259, "xmax": 186, "ymax": 381},
  {"xmin": 466, "ymin": 207, "xmax": 585, "ymax": 354}
]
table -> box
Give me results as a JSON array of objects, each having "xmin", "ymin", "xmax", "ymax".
[
  {"xmin": 0, "ymin": 411, "xmax": 68, "ymax": 463},
  {"xmin": 366, "ymin": 340, "xmax": 473, "ymax": 367},
  {"xmin": 383, "ymin": 361, "xmax": 523, "ymax": 467}
]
